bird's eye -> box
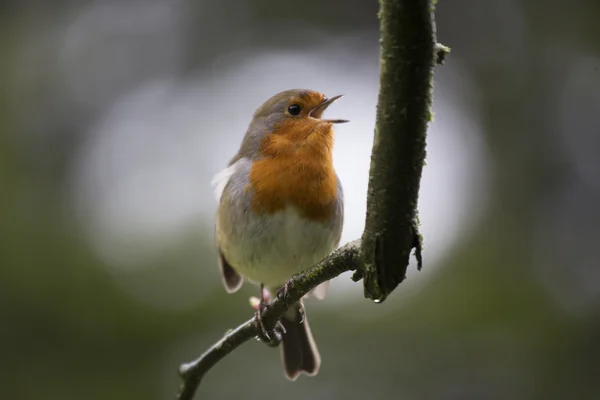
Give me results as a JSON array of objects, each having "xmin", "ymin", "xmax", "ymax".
[{"xmin": 287, "ymin": 104, "xmax": 301, "ymax": 116}]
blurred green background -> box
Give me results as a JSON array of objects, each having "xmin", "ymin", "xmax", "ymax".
[{"xmin": 2, "ymin": 1, "xmax": 599, "ymax": 399}]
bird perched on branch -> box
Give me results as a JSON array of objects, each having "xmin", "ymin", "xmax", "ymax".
[{"xmin": 213, "ymin": 89, "xmax": 347, "ymax": 380}]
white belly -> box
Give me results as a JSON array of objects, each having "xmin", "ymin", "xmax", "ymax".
[{"xmin": 218, "ymin": 205, "xmax": 338, "ymax": 289}]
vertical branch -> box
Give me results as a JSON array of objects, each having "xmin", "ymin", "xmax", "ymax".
[{"xmin": 361, "ymin": 0, "xmax": 437, "ymax": 301}]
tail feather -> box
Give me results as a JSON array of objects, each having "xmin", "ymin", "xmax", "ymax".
[{"xmin": 280, "ymin": 303, "xmax": 321, "ymax": 380}]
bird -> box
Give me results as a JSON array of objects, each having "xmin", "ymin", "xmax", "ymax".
[{"xmin": 212, "ymin": 88, "xmax": 347, "ymax": 381}]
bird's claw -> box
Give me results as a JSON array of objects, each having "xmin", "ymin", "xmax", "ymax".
[
  {"xmin": 254, "ymin": 304, "xmax": 285, "ymax": 347},
  {"xmin": 276, "ymin": 280, "xmax": 293, "ymax": 303},
  {"xmin": 252, "ymin": 284, "xmax": 285, "ymax": 347},
  {"xmin": 297, "ymin": 301, "xmax": 305, "ymax": 324}
]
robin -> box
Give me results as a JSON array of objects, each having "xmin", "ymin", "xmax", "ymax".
[{"xmin": 212, "ymin": 89, "xmax": 347, "ymax": 381}]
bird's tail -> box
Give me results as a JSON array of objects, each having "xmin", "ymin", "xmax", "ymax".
[{"xmin": 279, "ymin": 301, "xmax": 321, "ymax": 381}]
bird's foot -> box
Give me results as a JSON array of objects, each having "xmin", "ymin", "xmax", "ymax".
[
  {"xmin": 251, "ymin": 285, "xmax": 285, "ymax": 347},
  {"xmin": 276, "ymin": 280, "xmax": 293, "ymax": 303}
]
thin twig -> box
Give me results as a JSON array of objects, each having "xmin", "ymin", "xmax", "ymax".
[
  {"xmin": 435, "ymin": 43, "xmax": 451, "ymax": 65},
  {"xmin": 176, "ymin": 240, "xmax": 362, "ymax": 400}
]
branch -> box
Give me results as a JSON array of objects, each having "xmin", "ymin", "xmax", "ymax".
[
  {"xmin": 177, "ymin": 241, "xmax": 362, "ymax": 400},
  {"xmin": 435, "ymin": 43, "xmax": 451, "ymax": 65},
  {"xmin": 360, "ymin": 0, "xmax": 438, "ymax": 302}
]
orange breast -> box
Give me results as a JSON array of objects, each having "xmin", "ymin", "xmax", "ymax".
[{"xmin": 248, "ymin": 121, "xmax": 338, "ymax": 222}]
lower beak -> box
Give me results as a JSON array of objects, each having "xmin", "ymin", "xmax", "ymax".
[{"xmin": 309, "ymin": 95, "xmax": 349, "ymax": 123}]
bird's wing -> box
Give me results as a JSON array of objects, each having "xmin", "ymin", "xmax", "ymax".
[
  {"xmin": 217, "ymin": 249, "xmax": 243, "ymax": 293},
  {"xmin": 211, "ymin": 163, "xmax": 238, "ymax": 202}
]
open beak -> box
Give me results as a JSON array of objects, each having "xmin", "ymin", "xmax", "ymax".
[{"xmin": 309, "ymin": 95, "xmax": 349, "ymax": 123}]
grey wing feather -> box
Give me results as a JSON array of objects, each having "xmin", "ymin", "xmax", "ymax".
[
  {"xmin": 214, "ymin": 159, "xmax": 249, "ymax": 293},
  {"xmin": 309, "ymin": 174, "xmax": 344, "ymax": 301},
  {"xmin": 218, "ymin": 249, "xmax": 243, "ymax": 293},
  {"xmin": 332, "ymin": 174, "xmax": 344, "ymax": 245}
]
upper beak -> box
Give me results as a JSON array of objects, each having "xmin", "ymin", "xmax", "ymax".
[{"xmin": 309, "ymin": 95, "xmax": 349, "ymax": 123}]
